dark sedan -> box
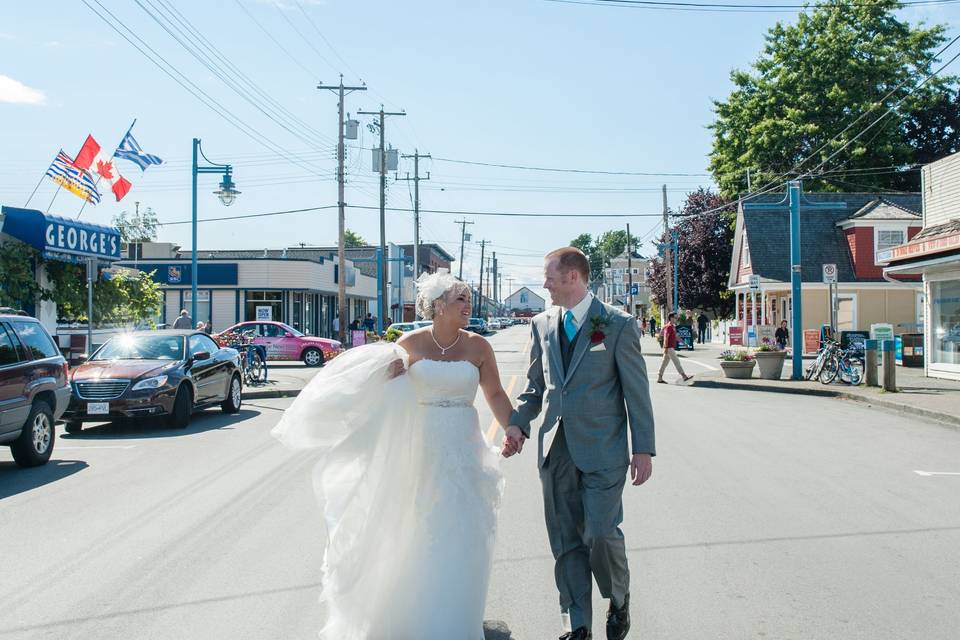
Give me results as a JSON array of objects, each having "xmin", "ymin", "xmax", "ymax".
[{"xmin": 63, "ymin": 331, "xmax": 242, "ymax": 432}]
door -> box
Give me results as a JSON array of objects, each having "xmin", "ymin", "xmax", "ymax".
[
  {"xmin": 188, "ymin": 334, "xmax": 220, "ymax": 402},
  {"xmin": 257, "ymin": 323, "xmax": 287, "ymax": 360},
  {"xmin": 837, "ymin": 294, "xmax": 857, "ymax": 332},
  {"xmin": 0, "ymin": 323, "xmax": 27, "ymax": 435}
]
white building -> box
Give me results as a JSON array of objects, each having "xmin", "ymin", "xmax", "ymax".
[
  {"xmin": 883, "ymin": 152, "xmax": 960, "ymax": 381},
  {"xmin": 504, "ymin": 287, "xmax": 545, "ymax": 315},
  {"xmin": 116, "ymin": 242, "xmax": 377, "ymax": 337},
  {"xmin": 603, "ymin": 250, "xmax": 650, "ymax": 318}
]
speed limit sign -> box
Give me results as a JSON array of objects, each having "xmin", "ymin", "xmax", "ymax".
[{"xmin": 822, "ymin": 263, "xmax": 837, "ymax": 284}]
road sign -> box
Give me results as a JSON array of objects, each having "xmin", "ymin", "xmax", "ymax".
[
  {"xmin": 630, "ymin": 283, "xmax": 639, "ymax": 295},
  {"xmin": 822, "ymin": 263, "xmax": 838, "ymax": 284},
  {"xmin": 749, "ymin": 274, "xmax": 760, "ymax": 291}
]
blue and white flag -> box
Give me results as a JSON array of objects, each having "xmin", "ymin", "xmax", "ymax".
[{"xmin": 113, "ymin": 131, "xmax": 163, "ymax": 171}]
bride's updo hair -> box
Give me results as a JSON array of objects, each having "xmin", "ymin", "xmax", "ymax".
[{"xmin": 415, "ymin": 270, "xmax": 471, "ymax": 320}]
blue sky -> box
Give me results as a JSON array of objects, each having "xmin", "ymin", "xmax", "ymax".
[{"xmin": 2, "ymin": 0, "xmax": 958, "ymax": 296}]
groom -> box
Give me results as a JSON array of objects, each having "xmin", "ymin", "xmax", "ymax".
[{"xmin": 503, "ymin": 246, "xmax": 655, "ymax": 640}]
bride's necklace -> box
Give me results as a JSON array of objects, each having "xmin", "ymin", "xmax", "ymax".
[{"xmin": 430, "ymin": 328, "xmax": 462, "ymax": 356}]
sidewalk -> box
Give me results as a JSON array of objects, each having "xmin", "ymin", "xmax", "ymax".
[{"xmin": 685, "ymin": 351, "xmax": 960, "ymax": 429}]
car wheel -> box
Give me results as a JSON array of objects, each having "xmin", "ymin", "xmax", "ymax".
[
  {"xmin": 221, "ymin": 375, "xmax": 242, "ymax": 414},
  {"xmin": 10, "ymin": 400, "xmax": 55, "ymax": 467},
  {"xmin": 65, "ymin": 420, "xmax": 83, "ymax": 434},
  {"xmin": 302, "ymin": 347, "xmax": 324, "ymax": 367},
  {"xmin": 166, "ymin": 385, "xmax": 193, "ymax": 429}
]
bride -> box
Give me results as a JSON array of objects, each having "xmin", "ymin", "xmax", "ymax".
[{"xmin": 271, "ymin": 271, "xmax": 516, "ymax": 639}]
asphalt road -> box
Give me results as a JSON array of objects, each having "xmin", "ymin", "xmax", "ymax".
[{"xmin": 2, "ymin": 325, "xmax": 959, "ymax": 639}]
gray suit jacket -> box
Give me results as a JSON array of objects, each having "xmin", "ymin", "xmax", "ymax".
[{"xmin": 509, "ymin": 298, "xmax": 655, "ymax": 472}]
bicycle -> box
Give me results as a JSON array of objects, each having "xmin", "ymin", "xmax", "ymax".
[
  {"xmin": 218, "ymin": 330, "xmax": 266, "ymax": 386},
  {"xmin": 819, "ymin": 345, "xmax": 863, "ymax": 385},
  {"xmin": 804, "ymin": 339, "xmax": 837, "ymax": 381}
]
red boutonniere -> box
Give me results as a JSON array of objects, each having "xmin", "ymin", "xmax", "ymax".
[{"xmin": 590, "ymin": 316, "xmax": 609, "ymax": 345}]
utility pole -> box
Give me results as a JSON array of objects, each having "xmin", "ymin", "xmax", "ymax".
[
  {"xmin": 358, "ymin": 105, "xmax": 405, "ymax": 334},
  {"xmin": 319, "ymin": 77, "xmax": 366, "ymax": 343},
  {"xmin": 626, "ymin": 223, "xmax": 634, "ymax": 317},
  {"xmin": 455, "ymin": 219, "xmax": 474, "ymax": 279},
  {"xmin": 397, "ymin": 150, "xmax": 431, "ymax": 282},
  {"xmin": 476, "ymin": 240, "xmax": 488, "ymax": 317},
  {"xmin": 498, "ymin": 272, "xmax": 503, "ymax": 314},
  {"xmin": 662, "ymin": 183, "xmax": 672, "ymax": 324},
  {"xmin": 506, "ymin": 277, "xmax": 515, "ymax": 300},
  {"xmin": 492, "ymin": 252, "xmax": 498, "ymax": 305}
]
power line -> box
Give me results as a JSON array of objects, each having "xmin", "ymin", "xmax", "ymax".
[
  {"xmin": 432, "ymin": 156, "xmax": 711, "ymax": 176},
  {"xmin": 157, "ymin": 205, "xmax": 338, "ymax": 226},
  {"xmin": 545, "ymin": 0, "xmax": 960, "ymax": 12}
]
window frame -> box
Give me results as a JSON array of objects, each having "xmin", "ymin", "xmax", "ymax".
[{"xmin": 874, "ymin": 226, "xmax": 907, "ymax": 265}]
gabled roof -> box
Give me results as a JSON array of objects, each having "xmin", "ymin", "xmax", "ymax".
[
  {"xmin": 730, "ymin": 192, "xmax": 921, "ymax": 285},
  {"xmin": 841, "ymin": 197, "xmax": 921, "ymax": 223}
]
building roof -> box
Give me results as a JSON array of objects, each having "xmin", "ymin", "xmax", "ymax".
[
  {"xmin": 397, "ymin": 243, "xmax": 456, "ymax": 263},
  {"xmin": 737, "ymin": 192, "xmax": 921, "ymax": 284},
  {"xmin": 843, "ymin": 197, "xmax": 921, "ymax": 222},
  {"xmin": 505, "ymin": 286, "xmax": 545, "ymax": 304}
]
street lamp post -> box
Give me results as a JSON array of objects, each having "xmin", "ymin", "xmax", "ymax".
[{"xmin": 191, "ymin": 138, "xmax": 239, "ymax": 325}]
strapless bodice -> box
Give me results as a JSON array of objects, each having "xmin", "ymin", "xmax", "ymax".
[{"xmin": 408, "ymin": 359, "xmax": 480, "ymax": 408}]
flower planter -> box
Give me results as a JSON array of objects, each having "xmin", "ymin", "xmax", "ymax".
[
  {"xmin": 719, "ymin": 360, "xmax": 756, "ymax": 379},
  {"xmin": 753, "ymin": 351, "xmax": 787, "ymax": 380}
]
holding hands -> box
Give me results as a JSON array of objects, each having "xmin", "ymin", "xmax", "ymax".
[{"xmin": 500, "ymin": 425, "xmax": 526, "ymax": 458}]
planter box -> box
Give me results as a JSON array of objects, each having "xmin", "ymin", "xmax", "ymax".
[
  {"xmin": 720, "ymin": 360, "xmax": 756, "ymax": 379},
  {"xmin": 754, "ymin": 351, "xmax": 787, "ymax": 380}
]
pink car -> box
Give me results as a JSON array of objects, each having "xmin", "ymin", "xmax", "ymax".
[{"xmin": 216, "ymin": 321, "xmax": 343, "ymax": 367}]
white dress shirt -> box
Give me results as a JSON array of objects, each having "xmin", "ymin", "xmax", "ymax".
[{"xmin": 562, "ymin": 291, "xmax": 595, "ymax": 335}]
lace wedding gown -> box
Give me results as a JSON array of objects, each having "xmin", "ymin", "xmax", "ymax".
[{"xmin": 271, "ymin": 344, "xmax": 503, "ymax": 639}]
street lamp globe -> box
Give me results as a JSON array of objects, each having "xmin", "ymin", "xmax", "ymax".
[{"xmin": 214, "ymin": 175, "xmax": 241, "ymax": 207}]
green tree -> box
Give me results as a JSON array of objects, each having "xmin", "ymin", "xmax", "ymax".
[
  {"xmin": 43, "ymin": 262, "xmax": 162, "ymax": 325},
  {"xmin": 0, "ymin": 242, "xmax": 42, "ymax": 309},
  {"xmin": 112, "ymin": 206, "xmax": 159, "ymax": 242},
  {"xmin": 709, "ymin": 0, "xmax": 959, "ymax": 196},
  {"xmin": 567, "ymin": 230, "xmax": 631, "ymax": 282},
  {"xmin": 344, "ymin": 229, "xmax": 366, "ymax": 248}
]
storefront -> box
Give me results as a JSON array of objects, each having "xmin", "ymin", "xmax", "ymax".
[
  {"xmin": 118, "ymin": 255, "xmax": 377, "ymax": 337},
  {"xmin": 0, "ymin": 205, "xmax": 121, "ymax": 331}
]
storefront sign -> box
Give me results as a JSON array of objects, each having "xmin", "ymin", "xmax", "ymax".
[
  {"xmin": 871, "ymin": 323, "xmax": 894, "ymax": 342},
  {"xmin": 729, "ymin": 326, "xmax": 744, "ymax": 346},
  {"xmin": 1, "ymin": 205, "xmax": 120, "ymax": 264},
  {"xmin": 841, "ymin": 330, "xmax": 869, "ymax": 354},
  {"xmin": 131, "ymin": 262, "xmax": 239, "ymax": 285},
  {"xmin": 803, "ymin": 329, "xmax": 821, "ymax": 354},
  {"xmin": 256, "ymin": 306, "xmax": 273, "ymax": 321},
  {"xmin": 888, "ymin": 232, "xmax": 960, "ymax": 262},
  {"xmin": 757, "ymin": 324, "xmax": 776, "ymax": 347},
  {"xmin": 675, "ymin": 324, "xmax": 694, "ymax": 350}
]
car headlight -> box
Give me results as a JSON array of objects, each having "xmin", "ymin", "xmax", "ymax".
[{"xmin": 132, "ymin": 375, "xmax": 169, "ymax": 391}]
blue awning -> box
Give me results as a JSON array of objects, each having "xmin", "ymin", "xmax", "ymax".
[{"xmin": 0, "ymin": 205, "xmax": 121, "ymax": 264}]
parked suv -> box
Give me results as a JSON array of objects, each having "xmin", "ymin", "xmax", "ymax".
[{"xmin": 0, "ymin": 315, "xmax": 71, "ymax": 467}]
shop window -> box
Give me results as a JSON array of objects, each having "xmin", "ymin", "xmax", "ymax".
[
  {"xmin": 245, "ymin": 291, "xmax": 282, "ymax": 322},
  {"xmin": 931, "ymin": 280, "xmax": 960, "ymax": 368}
]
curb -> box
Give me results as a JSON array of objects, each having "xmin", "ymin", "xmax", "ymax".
[
  {"xmin": 242, "ymin": 388, "xmax": 302, "ymax": 401},
  {"xmin": 689, "ymin": 379, "xmax": 960, "ymax": 429}
]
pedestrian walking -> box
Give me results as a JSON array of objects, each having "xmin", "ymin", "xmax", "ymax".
[
  {"xmin": 332, "ymin": 315, "xmax": 340, "ymax": 335},
  {"xmin": 196, "ymin": 321, "xmax": 206, "ymax": 333},
  {"xmin": 776, "ymin": 320, "xmax": 789, "ymax": 349},
  {"xmin": 173, "ymin": 310, "xmax": 193, "ymax": 330},
  {"xmin": 648, "ymin": 316, "xmax": 657, "ymax": 338},
  {"xmin": 363, "ymin": 313, "xmax": 375, "ymax": 332},
  {"xmin": 697, "ymin": 312, "xmax": 709, "ymax": 344},
  {"xmin": 657, "ymin": 313, "xmax": 692, "ymax": 384},
  {"xmin": 641, "ymin": 316, "xmax": 649, "ymax": 335}
]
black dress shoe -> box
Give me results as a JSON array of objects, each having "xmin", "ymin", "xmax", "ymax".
[
  {"xmin": 606, "ymin": 594, "xmax": 630, "ymax": 640},
  {"xmin": 559, "ymin": 627, "xmax": 592, "ymax": 640}
]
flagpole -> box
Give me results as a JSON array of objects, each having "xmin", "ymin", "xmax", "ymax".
[
  {"xmin": 77, "ymin": 119, "xmax": 137, "ymax": 219},
  {"xmin": 24, "ymin": 173, "xmax": 47, "ymax": 208},
  {"xmin": 46, "ymin": 185, "xmax": 62, "ymax": 214}
]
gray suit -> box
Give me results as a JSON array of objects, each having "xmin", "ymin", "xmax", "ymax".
[{"xmin": 509, "ymin": 297, "xmax": 655, "ymax": 631}]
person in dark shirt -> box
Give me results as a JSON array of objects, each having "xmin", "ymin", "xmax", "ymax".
[
  {"xmin": 775, "ymin": 320, "xmax": 789, "ymax": 349},
  {"xmin": 696, "ymin": 312, "xmax": 709, "ymax": 344}
]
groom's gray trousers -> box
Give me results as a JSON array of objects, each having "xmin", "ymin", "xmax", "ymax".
[{"xmin": 541, "ymin": 425, "xmax": 629, "ymax": 631}]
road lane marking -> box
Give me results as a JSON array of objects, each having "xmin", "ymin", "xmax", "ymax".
[
  {"xmin": 56, "ymin": 445, "xmax": 137, "ymax": 450},
  {"xmin": 913, "ymin": 470, "xmax": 960, "ymax": 477}
]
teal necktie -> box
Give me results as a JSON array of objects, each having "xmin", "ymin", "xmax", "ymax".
[{"xmin": 563, "ymin": 310, "xmax": 577, "ymax": 342}]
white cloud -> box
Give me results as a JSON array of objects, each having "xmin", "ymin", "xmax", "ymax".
[{"xmin": 0, "ymin": 75, "xmax": 46, "ymax": 105}]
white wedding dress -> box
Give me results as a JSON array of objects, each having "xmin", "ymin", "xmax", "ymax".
[{"xmin": 271, "ymin": 343, "xmax": 503, "ymax": 639}]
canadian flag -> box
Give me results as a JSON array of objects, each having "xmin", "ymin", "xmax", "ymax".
[{"xmin": 73, "ymin": 134, "xmax": 132, "ymax": 202}]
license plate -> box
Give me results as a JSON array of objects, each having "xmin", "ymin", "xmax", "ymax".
[{"xmin": 87, "ymin": 402, "xmax": 109, "ymax": 415}]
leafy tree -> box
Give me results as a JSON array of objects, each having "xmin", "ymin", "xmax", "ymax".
[
  {"xmin": 567, "ymin": 230, "xmax": 630, "ymax": 282},
  {"xmin": 709, "ymin": 0, "xmax": 959, "ymax": 196},
  {"xmin": 44, "ymin": 261, "xmax": 162, "ymax": 325},
  {"xmin": 647, "ymin": 189, "xmax": 737, "ymax": 318},
  {"xmin": 112, "ymin": 206, "xmax": 159, "ymax": 242},
  {"xmin": 344, "ymin": 229, "xmax": 366, "ymax": 248},
  {"xmin": 0, "ymin": 242, "xmax": 42, "ymax": 309}
]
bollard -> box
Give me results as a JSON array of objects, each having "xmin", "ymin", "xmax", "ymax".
[
  {"xmin": 864, "ymin": 339, "xmax": 879, "ymax": 387},
  {"xmin": 881, "ymin": 339, "xmax": 897, "ymax": 392}
]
